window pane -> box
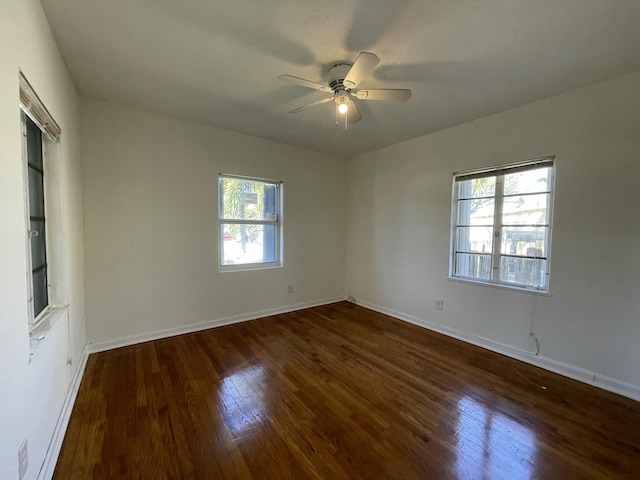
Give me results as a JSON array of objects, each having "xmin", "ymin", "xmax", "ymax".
[
  {"xmin": 456, "ymin": 226, "xmax": 493, "ymax": 254},
  {"xmin": 32, "ymin": 267, "xmax": 49, "ymax": 318},
  {"xmin": 221, "ymin": 178, "xmax": 277, "ymax": 221},
  {"xmin": 504, "ymin": 166, "xmax": 551, "ymax": 195},
  {"xmin": 499, "ymin": 256, "xmax": 546, "ymax": 288},
  {"xmin": 502, "ymin": 193, "xmax": 549, "ymax": 225},
  {"xmin": 501, "ymin": 226, "xmax": 547, "ymax": 257},
  {"xmin": 457, "ymin": 199, "xmax": 495, "ymax": 226},
  {"xmin": 30, "ymin": 220, "xmax": 47, "ymax": 269},
  {"xmin": 28, "ymin": 168, "xmax": 45, "ymax": 217},
  {"xmin": 455, "ymin": 253, "xmax": 492, "ymax": 280},
  {"xmin": 26, "ymin": 116, "xmax": 43, "ymax": 170},
  {"xmin": 458, "ymin": 176, "xmax": 496, "ymax": 199},
  {"xmin": 221, "ymin": 224, "xmax": 277, "ymax": 265}
]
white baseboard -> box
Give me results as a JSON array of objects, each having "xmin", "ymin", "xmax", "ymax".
[
  {"xmin": 527, "ymin": 354, "xmax": 640, "ymax": 402},
  {"xmin": 37, "ymin": 345, "xmax": 90, "ymax": 480},
  {"xmin": 355, "ymin": 298, "xmax": 640, "ymax": 403},
  {"xmin": 87, "ymin": 296, "xmax": 345, "ymax": 354}
]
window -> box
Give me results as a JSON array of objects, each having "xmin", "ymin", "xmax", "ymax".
[
  {"xmin": 219, "ymin": 174, "xmax": 282, "ymax": 271},
  {"xmin": 450, "ymin": 157, "xmax": 555, "ymax": 292},
  {"xmin": 20, "ymin": 72, "xmax": 65, "ymax": 329}
]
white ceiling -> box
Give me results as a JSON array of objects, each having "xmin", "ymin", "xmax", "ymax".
[{"xmin": 41, "ymin": 0, "xmax": 640, "ymax": 158}]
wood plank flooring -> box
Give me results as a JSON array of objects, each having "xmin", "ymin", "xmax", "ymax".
[{"xmin": 54, "ymin": 302, "xmax": 640, "ymax": 479}]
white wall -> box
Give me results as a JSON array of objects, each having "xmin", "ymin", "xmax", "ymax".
[
  {"xmin": 81, "ymin": 99, "xmax": 346, "ymax": 346},
  {"xmin": 346, "ymin": 71, "xmax": 640, "ymax": 400},
  {"xmin": 0, "ymin": 1, "xmax": 86, "ymax": 479}
]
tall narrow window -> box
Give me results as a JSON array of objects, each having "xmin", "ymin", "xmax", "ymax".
[
  {"xmin": 20, "ymin": 72, "xmax": 64, "ymax": 328},
  {"xmin": 450, "ymin": 157, "xmax": 555, "ymax": 292},
  {"xmin": 219, "ymin": 175, "xmax": 282, "ymax": 271}
]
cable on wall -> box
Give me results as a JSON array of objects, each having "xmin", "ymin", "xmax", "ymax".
[{"xmin": 528, "ymin": 294, "xmax": 540, "ymax": 356}]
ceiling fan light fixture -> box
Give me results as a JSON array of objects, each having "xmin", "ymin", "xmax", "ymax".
[{"xmin": 335, "ymin": 90, "xmax": 350, "ymax": 115}]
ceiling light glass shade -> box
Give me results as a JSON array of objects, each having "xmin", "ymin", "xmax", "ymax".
[{"xmin": 338, "ymin": 103, "xmax": 349, "ymax": 114}]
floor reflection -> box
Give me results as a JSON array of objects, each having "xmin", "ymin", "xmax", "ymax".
[
  {"xmin": 218, "ymin": 365, "xmax": 267, "ymax": 439},
  {"xmin": 456, "ymin": 396, "xmax": 536, "ymax": 480}
]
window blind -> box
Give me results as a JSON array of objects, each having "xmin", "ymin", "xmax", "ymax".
[
  {"xmin": 19, "ymin": 72, "xmax": 61, "ymax": 141},
  {"xmin": 454, "ymin": 156, "xmax": 555, "ymax": 182}
]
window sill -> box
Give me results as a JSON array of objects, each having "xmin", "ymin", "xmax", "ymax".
[
  {"xmin": 447, "ymin": 276, "xmax": 553, "ymax": 296},
  {"xmin": 219, "ymin": 262, "xmax": 282, "ymax": 273},
  {"xmin": 29, "ymin": 304, "xmax": 68, "ymax": 360}
]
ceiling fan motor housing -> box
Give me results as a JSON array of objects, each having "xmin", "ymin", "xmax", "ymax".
[{"xmin": 327, "ymin": 63, "xmax": 353, "ymax": 93}]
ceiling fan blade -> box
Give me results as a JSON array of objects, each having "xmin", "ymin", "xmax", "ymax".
[
  {"xmin": 347, "ymin": 101, "xmax": 362, "ymax": 123},
  {"xmin": 289, "ymin": 96, "xmax": 333, "ymax": 114},
  {"xmin": 343, "ymin": 52, "xmax": 380, "ymax": 89},
  {"xmin": 352, "ymin": 89, "xmax": 412, "ymax": 102},
  {"xmin": 278, "ymin": 74, "xmax": 332, "ymax": 93}
]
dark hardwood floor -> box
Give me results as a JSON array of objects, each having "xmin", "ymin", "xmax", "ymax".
[{"xmin": 54, "ymin": 301, "xmax": 640, "ymax": 479}]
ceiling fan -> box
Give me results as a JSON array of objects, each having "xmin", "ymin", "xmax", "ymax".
[{"xmin": 278, "ymin": 52, "xmax": 411, "ymax": 125}]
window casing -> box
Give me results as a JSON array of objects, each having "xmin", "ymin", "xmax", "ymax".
[
  {"xmin": 20, "ymin": 72, "xmax": 65, "ymax": 331},
  {"xmin": 218, "ymin": 174, "xmax": 282, "ymax": 271},
  {"xmin": 450, "ymin": 157, "xmax": 555, "ymax": 292}
]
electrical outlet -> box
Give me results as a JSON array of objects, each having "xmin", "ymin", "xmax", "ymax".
[
  {"xmin": 287, "ymin": 285, "xmax": 294, "ymax": 294},
  {"xmin": 435, "ymin": 300, "xmax": 444, "ymax": 311},
  {"xmin": 18, "ymin": 440, "xmax": 28, "ymax": 480}
]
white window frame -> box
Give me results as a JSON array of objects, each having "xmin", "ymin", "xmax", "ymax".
[
  {"xmin": 20, "ymin": 72, "xmax": 67, "ymax": 336},
  {"xmin": 218, "ymin": 174, "xmax": 283, "ymax": 272},
  {"xmin": 449, "ymin": 156, "xmax": 556, "ymax": 293}
]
